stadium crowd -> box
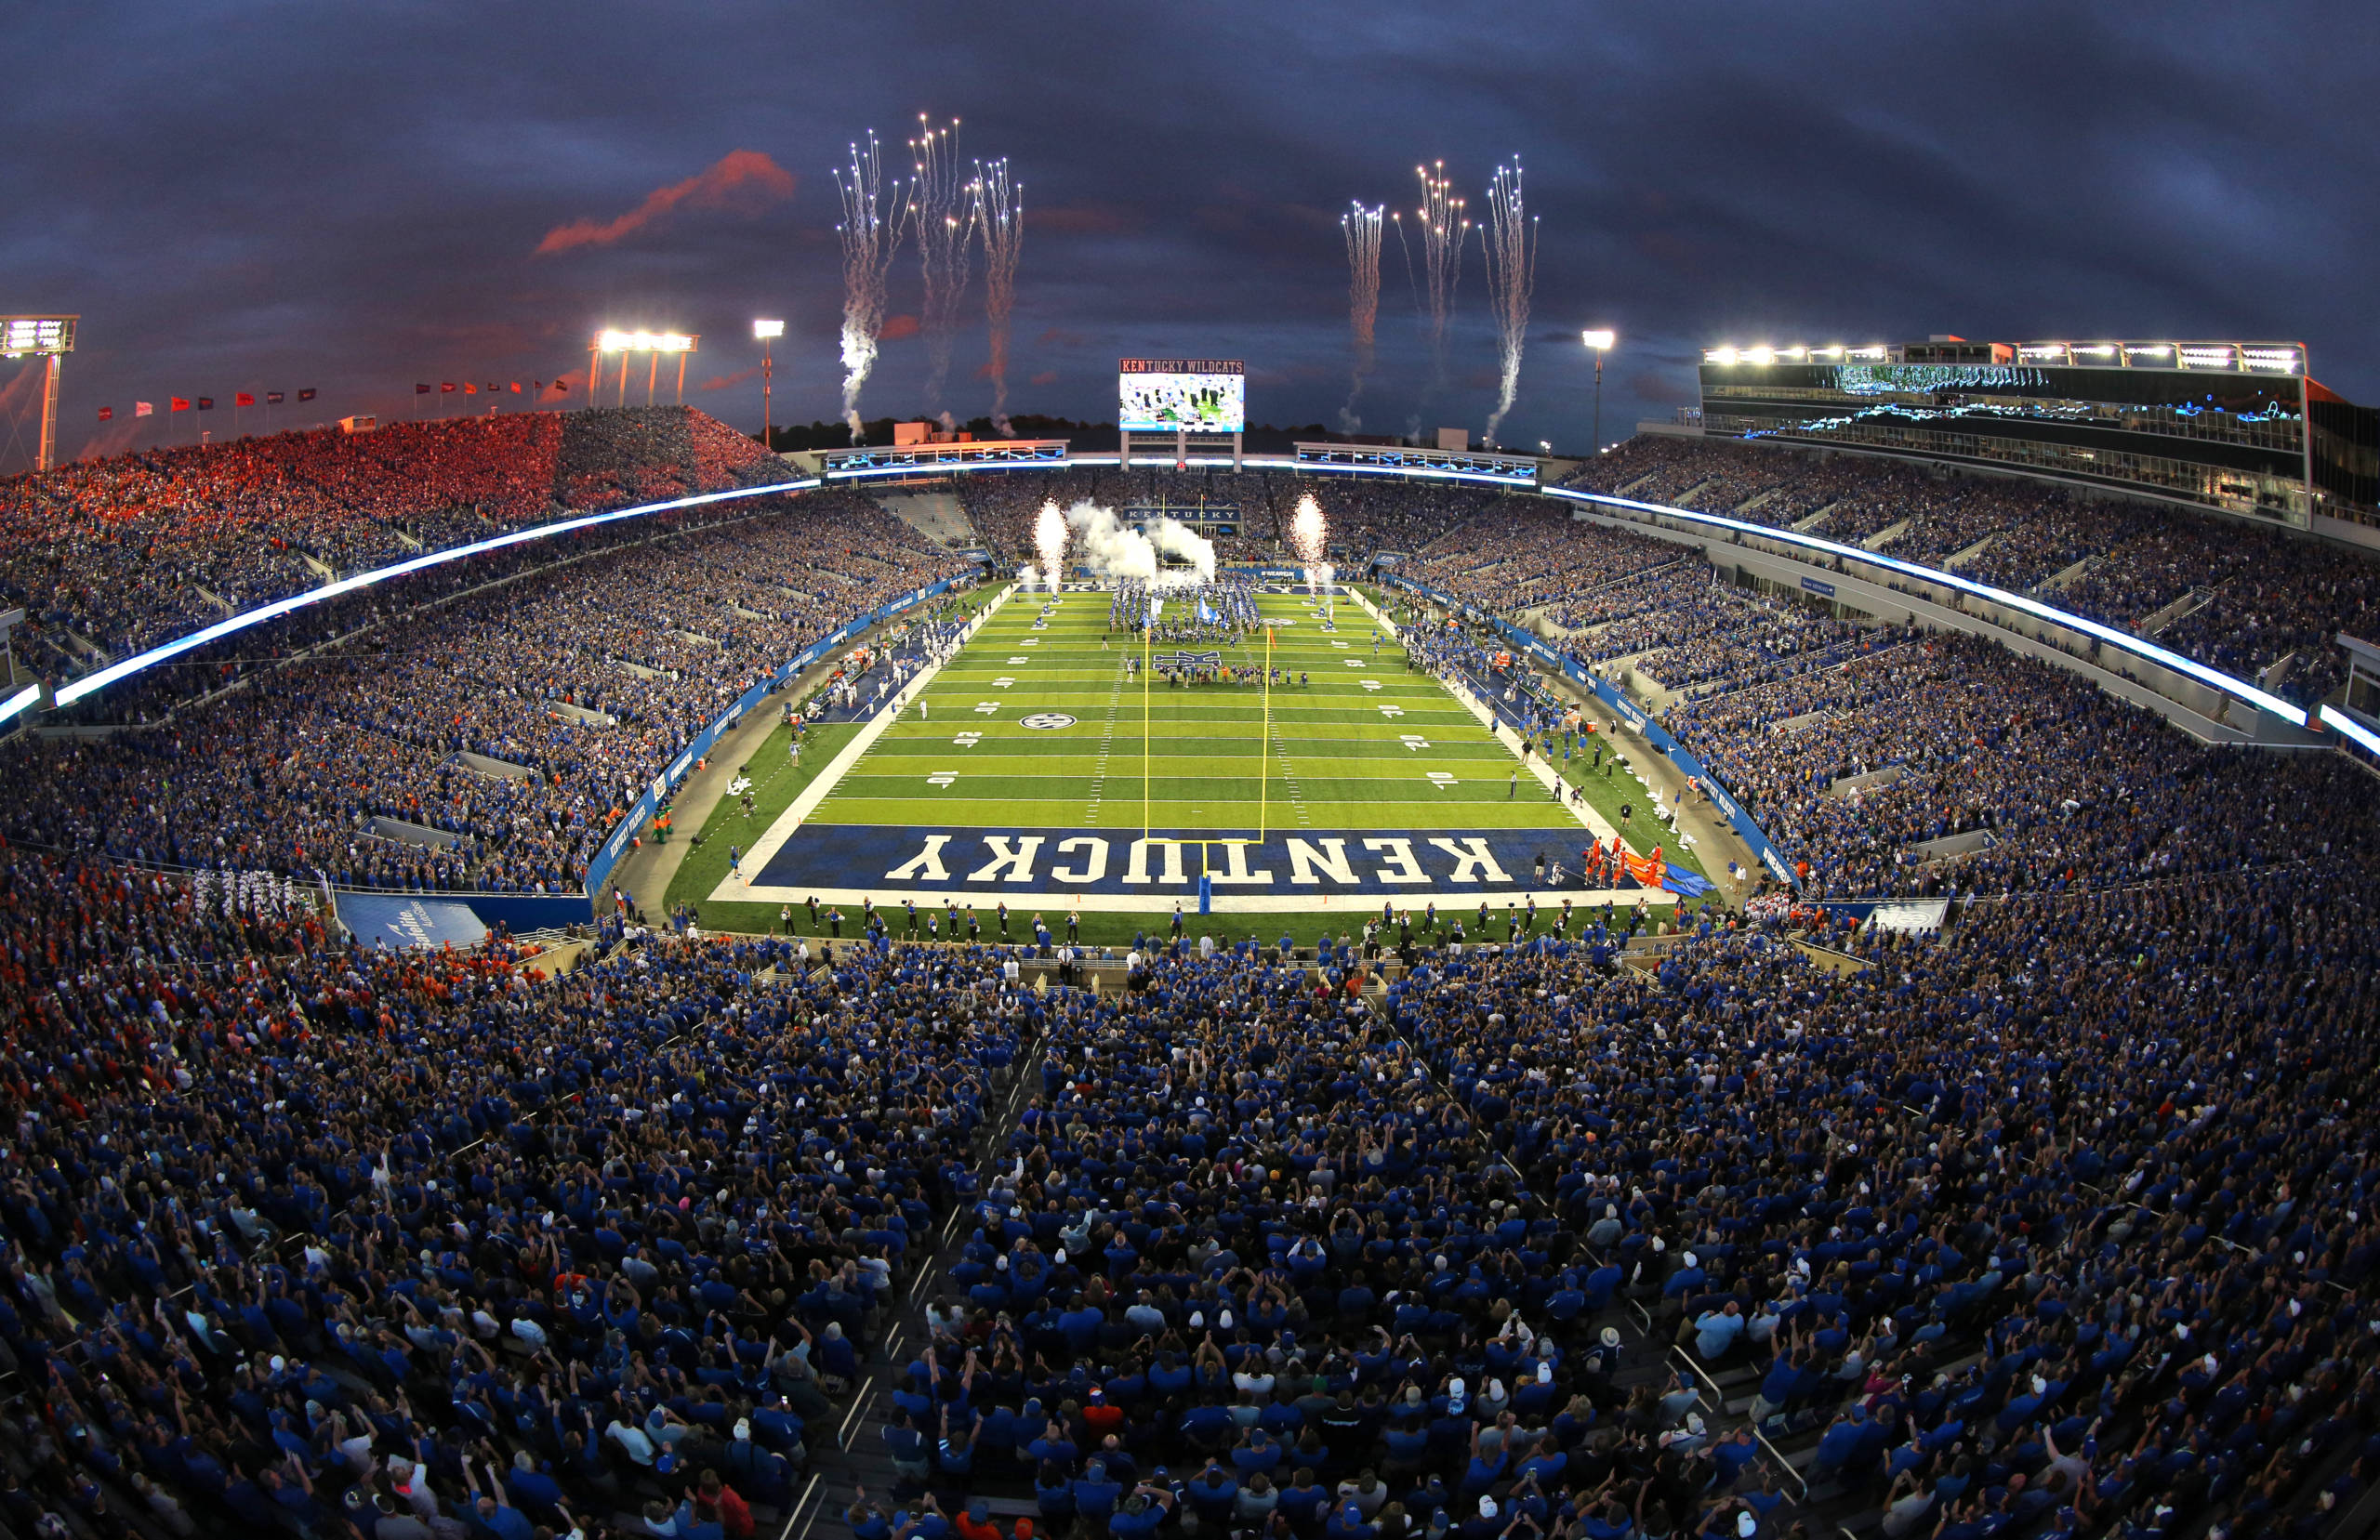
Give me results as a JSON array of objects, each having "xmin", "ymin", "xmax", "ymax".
[
  {"xmin": 3, "ymin": 434, "xmax": 2378, "ymax": 1540},
  {"xmin": 1559, "ymin": 439, "xmax": 2380, "ymax": 708},
  {"xmin": 0, "ymin": 409, "xmax": 781, "ymax": 675},
  {"xmin": 0, "ymin": 493, "xmax": 968, "ymax": 892},
  {"xmin": 0, "ymin": 689, "xmax": 2373, "ymax": 1540}
]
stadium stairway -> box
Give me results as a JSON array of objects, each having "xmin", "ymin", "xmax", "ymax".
[
  {"xmin": 811, "ymin": 1026, "xmax": 1049, "ymax": 1533},
  {"xmin": 879, "ymin": 492, "xmax": 976, "ymax": 549}
]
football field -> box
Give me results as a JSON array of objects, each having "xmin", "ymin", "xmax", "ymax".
[{"xmin": 713, "ymin": 583, "xmax": 1700, "ymax": 918}]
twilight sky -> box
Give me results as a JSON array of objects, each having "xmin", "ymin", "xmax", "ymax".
[{"xmin": 2, "ymin": 0, "xmax": 2371, "ymax": 472}]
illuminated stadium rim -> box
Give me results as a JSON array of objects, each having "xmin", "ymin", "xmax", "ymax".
[
  {"xmin": 7, "ymin": 454, "xmax": 2306, "ymax": 730},
  {"xmin": 35, "ymin": 480, "xmax": 819, "ymax": 716}
]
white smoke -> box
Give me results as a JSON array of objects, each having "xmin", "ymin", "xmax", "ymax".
[
  {"xmin": 1063, "ymin": 502, "xmax": 1215, "ymax": 587},
  {"xmin": 1033, "ymin": 500, "xmax": 1069, "ymax": 590}
]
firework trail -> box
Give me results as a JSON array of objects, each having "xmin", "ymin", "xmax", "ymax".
[
  {"xmin": 973, "ymin": 157, "xmax": 1024, "ymax": 435},
  {"xmin": 909, "ymin": 115, "xmax": 974, "ymax": 413},
  {"xmin": 1480, "ymin": 159, "xmax": 1538, "ymax": 446},
  {"xmin": 834, "ymin": 130, "xmax": 908, "ymax": 441},
  {"xmin": 1033, "ymin": 499, "xmax": 1069, "ymax": 589},
  {"xmin": 1412, "ymin": 162, "xmax": 1470, "ymax": 406},
  {"xmin": 1339, "ymin": 202, "xmax": 1383, "ymax": 433}
]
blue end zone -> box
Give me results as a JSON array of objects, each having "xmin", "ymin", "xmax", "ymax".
[{"xmin": 752, "ymin": 825, "xmax": 1707, "ymax": 899}]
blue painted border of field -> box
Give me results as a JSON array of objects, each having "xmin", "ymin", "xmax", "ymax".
[{"xmin": 1380, "ymin": 573, "xmax": 1799, "ymax": 889}]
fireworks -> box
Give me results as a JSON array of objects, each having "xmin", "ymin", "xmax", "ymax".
[
  {"xmin": 1410, "ymin": 161, "xmax": 1470, "ymax": 402},
  {"xmin": 1287, "ymin": 493, "xmax": 1328, "ymax": 565},
  {"xmin": 909, "ymin": 115, "xmax": 974, "ymax": 414},
  {"xmin": 973, "ymin": 157, "xmax": 1024, "ymax": 435},
  {"xmin": 1034, "ymin": 499, "xmax": 1069, "ymax": 589},
  {"xmin": 1340, "ymin": 202, "xmax": 1383, "ymax": 433},
  {"xmin": 1288, "ymin": 493, "xmax": 1335, "ymax": 598},
  {"xmin": 833, "ymin": 131, "xmax": 908, "ymax": 442},
  {"xmin": 1481, "ymin": 158, "xmax": 1538, "ymax": 447}
]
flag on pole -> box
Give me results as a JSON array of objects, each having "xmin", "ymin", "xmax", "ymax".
[
  {"xmin": 136, "ymin": 401, "xmax": 153, "ymax": 418},
  {"xmin": 463, "ymin": 383, "xmax": 477, "ymax": 395},
  {"xmin": 416, "ymin": 384, "xmax": 431, "ymax": 395},
  {"xmin": 440, "ymin": 383, "xmax": 456, "ymax": 394},
  {"xmin": 298, "ymin": 388, "xmax": 316, "ymax": 401},
  {"xmin": 170, "ymin": 398, "xmax": 190, "ymax": 413},
  {"xmin": 195, "ymin": 397, "xmax": 214, "ymax": 411},
  {"xmin": 509, "ymin": 381, "xmax": 522, "ymax": 394},
  {"xmin": 97, "ymin": 406, "xmax": 112, "ymax": 422},
  {"xmin": 267, "ymin": 391, "xmax": 284, "ymax": 405},
  {"xmin": 235, "ymin": 392, "xmax": 255, "ymax": 408}
]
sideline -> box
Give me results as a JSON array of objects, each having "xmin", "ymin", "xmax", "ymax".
[
  {"xmin": 1346, "ymin": 585, "xmax": 1621, "ymax": 846},
  {"xmin": 715, "ymin": 586, "xmax": 1016, "ymax": 902}
]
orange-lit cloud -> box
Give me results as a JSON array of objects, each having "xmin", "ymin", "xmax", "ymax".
[
  {"xmin": 880, "ymin": 314, "xmax": 920, "ymax": 341},
  {"xmin": 1030, "ymin": 370, "xmax": 1058, "ymax": 387},
  {"xmin": 698, "ymin": 366, "xmax": 760, "ymax": 392},
  {"xmin": 536, "ymin": 150, "xmax": 795, "ymax": 255}
]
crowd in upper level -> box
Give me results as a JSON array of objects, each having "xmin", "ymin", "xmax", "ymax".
[
  {"xmin": 0, "ymin": 409, "xmax": 779, "ymax": 676},
  {"xmin": 1559, "ymin": 439, "xmax": 2377, "ymax": 708}
]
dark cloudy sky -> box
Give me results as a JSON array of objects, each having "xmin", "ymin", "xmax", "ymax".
[{"xmin": 2, "ymin": 0, "xmax": 2369, "ymax": 471}]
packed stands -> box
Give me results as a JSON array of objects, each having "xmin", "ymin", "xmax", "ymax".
[
  {"xmin": 0, "ymin": 433, "xmax": 2375, "ymax": 1540},
  {"xmin": 0, "ymin": 491, "xmax": 968, "ymax": 892},
  {"xmin": 0, "ymin": 407, "xmax": 782, "ymax": 678},
  {"xmin": 0, "ymin": 670, "xmax": 2372, "ymax": 1537},
  {"xmin": 1559, "ymin": 437, "xmax": 2380, "ymax": 708}
]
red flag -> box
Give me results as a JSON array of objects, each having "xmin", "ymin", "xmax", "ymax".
[
  {"xmin": 509, "ymin": 381, "xmax": 522, "ymax": 394},
  {"xmin": 464, "ymin": 383, "xmax": 477, "ymax": 395},
  {"xmin": 235, "ymin": 392, "xmax": 255, "ymax": 408},
  {"xmin": 97, "ymin": 406, "xmax": 112, "ymax": 422},
  {"xmin": 441, "ymin": 383, "xmax": 456, "ymax": 394},
  {"xmin": 170, "ymin": 397, "xmax": 191, "ymax": 413}
]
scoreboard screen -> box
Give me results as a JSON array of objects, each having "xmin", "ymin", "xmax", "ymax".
[{"xmin": 1119, "ymin": 358, "xmax": 1245, "ymax": 433}]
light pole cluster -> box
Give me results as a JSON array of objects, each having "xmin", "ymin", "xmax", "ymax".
[
  {"xmin": 1581, "ymin": 329, "xmax": 1616, "ymax": 454},
  {"xmin": 752, "ymin": 319, "xmax": 784, "ymax": 448}
]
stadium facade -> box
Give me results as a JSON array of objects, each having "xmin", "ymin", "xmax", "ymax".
[{"xmin": 1695, "ymin": 336, "xmax": 2380, "ymax": 532}]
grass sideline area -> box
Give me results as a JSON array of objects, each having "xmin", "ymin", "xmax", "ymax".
[{"xmin": 668, "ymin": 581, "xmax": 1718, "ymax": 946}]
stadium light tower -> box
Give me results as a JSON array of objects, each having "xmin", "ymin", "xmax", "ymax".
[
  {"xmin": 592, "ymin": 330, "xmax": 700, "ymax": 407},
  {"xmin": 1, "ymin": 317, "xmax": 77, "ymax": 472},
  {"xmin": 753, "ymin": 319, "xmax": 784, "ymax": 449},
  {"xmin": 1581, "ymin": 329, "xmax": 1616, "ymax": 453}
]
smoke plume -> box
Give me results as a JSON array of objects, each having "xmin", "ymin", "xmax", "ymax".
[{"xmin": 1064, "ymin": 502, "xmax": 1216, "ymax": 586}]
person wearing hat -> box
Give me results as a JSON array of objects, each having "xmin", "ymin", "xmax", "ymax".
[
  {"xmin": 1329, "ymin": 1498, "xmax": 1382, "ymax": 1540},
  {"xmin": 1110, "ymin": 1481, "xmax": 1176, "ymax": 1538},
  {"xmin": 1461, "ymin": 1494, "xmax": 1511, "ymax": 1540}
]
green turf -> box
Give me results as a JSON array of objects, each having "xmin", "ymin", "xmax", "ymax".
[{"xmin": 659, "ymin": 583, "xmax": 1716, "ymax": 943}]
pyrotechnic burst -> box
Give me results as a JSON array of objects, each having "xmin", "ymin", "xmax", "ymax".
[
  {"xmin": 834, "ymin": 131, "xmax": 908, "ymax": 441},
  {"xmin": 1287, "ymin": 493, "xmax": 1327, "ymax": 566},
  {"xmin": 1034, "ymin": 499, "xmax": 1069, "ymax": 589},
  {"xmin": 1480, "ymin": 159, "xmax": 1538, "ymax": 447},
  {"xmin": 973, "ymin": 158, "xmax": 1024, "ymax": 435},
  {"xmin": 909, "ymin": 115, "xmax": 974, "ymax": 414},
  {"xmin": 1339, "ymin": 202, "xmax": 1383, "ymax": 433},
  {"xmin": 1409, "ymin": 162, "xmax": 1470, "ymax": 404},
  {"xmin": 1288, "ymin": 492, "xmax": 1336, "ymax": 598}
]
